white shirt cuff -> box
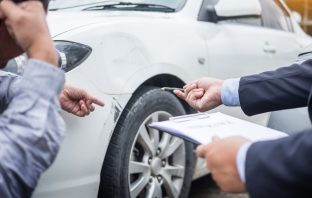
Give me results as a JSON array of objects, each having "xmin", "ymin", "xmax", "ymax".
[
  {"xmin": 221, "ymin": 78, "xmax": 241, "ymax": 106},
  {"xmin": 236, "ymin": 142, "xmax": 252, "ymax": 183}
]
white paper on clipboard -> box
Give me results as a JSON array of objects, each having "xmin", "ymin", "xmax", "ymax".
[{"xmin": 149, "ymin": 112, "xmax": 288, "ymax": 145}]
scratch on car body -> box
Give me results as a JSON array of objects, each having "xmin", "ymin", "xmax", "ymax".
[{"xmin": 112, "ymin": 97, "xmax": 122, "ymax": 123}]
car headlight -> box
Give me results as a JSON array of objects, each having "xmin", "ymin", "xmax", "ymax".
[{"xmin": 55, "ymin": 41, "xmax": 92, "ymax": 72}]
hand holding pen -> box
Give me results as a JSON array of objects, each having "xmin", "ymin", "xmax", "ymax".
[
  {"xmin": 161, "ymin": 87, "xmax": 185, "ymax": 92},
  {"xmin": 171, "ymin": 77, "xmax": 224, "ymax": 112}
]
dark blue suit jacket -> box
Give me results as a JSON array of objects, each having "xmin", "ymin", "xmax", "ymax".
[{"xmin": 239, "ymin": 59, "xmax": 312, "ymax": 198}]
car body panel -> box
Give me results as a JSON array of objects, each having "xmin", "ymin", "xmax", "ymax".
[
  {"xmin": 49, "ymin": 12, "xmax": 208, "ymax": 94},
  {"xmin": 33, "ymin": 67, "xmax": 131, "ymax": 197}
]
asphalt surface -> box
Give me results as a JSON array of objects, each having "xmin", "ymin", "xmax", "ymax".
[{"xmin": 189, "ymin": 175, "xmax": 249, "ymax": 198}]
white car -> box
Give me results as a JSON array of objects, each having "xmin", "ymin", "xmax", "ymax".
[{"xmin": 22, "ymin": 0, "xmax": 310, "ymax": 197}]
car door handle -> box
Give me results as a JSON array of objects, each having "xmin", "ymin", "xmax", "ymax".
[{"xmin": 263, "ymin": 45, "xmax": 277, "ymax": 54}]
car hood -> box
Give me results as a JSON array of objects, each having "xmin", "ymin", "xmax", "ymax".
[{"xmin": 48, "ymin": 11, "xmax": 171, "ymax": 37}]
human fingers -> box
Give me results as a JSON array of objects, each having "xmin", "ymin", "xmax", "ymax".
[
  {"xmin": 89, "ymin": 104, "xmax": 95, "ymax": 112},
  {"xmin": 183, "ymin": 83, "xmax": 192, "ymax": 90},
  {"xmin": 185, "ymin": 89, "xmax": 204, "ymax": 105},
  {"xmin": 74, "ymin": 110, "xmax": 86, "ymax": 117},
  {"xmin": 79, "ymin": 100, "xmax": 90, "ymax": 116},
  {"xmin": 18, "ymin": 0, "xmax": 44, "ymax": 12},
  {"xmin": 66, "ymin": 85, "xmax": 104, "ymax": 107},
  {"xmin": 197, "ymin": 88, "xmax": 222, "ymax": 111},
  {"xmin": 196, "ymin": 141, "xmax": 215, "ymax": 157},
  {"xmin": 17, "ymin": 1, "xmax": 29, "ymax": 9},
  {"xmin": 182, "ymin": 83, "xmax": 196, "ymax": 98},
  {"xmin": 0, "ymin": 0, "xmax": 22, "ymax": 20},
  {"xmin": 86, "ymin": 99, "xmax": 96, "ymax": 112},
  {"xmin": 187, "ymin": 79, "xmax": 201, "ymax": 89},
  {"xmin": 88, "ymin": 96, "xmax": 105, "ymax": 107},
  {"xmin": 189, "ymin": 89, "xmax": 205, "ymax": 100},
  {"xmin": 0, "ymin": 0, "xmax": 21, "ymax": 37},
  {"xmin": 173, "ymin": 90, "xmax": 187, "ymax": 100},
  {"xmin": 68, "ymin": 104, "xmax": 85, "ymax": 117},
  {"xmin": 196, "ymin": 145, "xmax": 207, "ymax": 158},
  {"xmin": 184, "ymin": 83, "xmax": 197, "ymax": 96}
]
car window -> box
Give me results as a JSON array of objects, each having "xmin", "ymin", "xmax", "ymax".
[
  {"xmin": 259, "ymin": 0, "xmax": 293, "ymax": 32},
  {"xmin": 198, "ymin": 0, "xmax": 262, "ymax": 27},
  {"xmin": 218, "ymin": 17, "xmax": 262, "ymax": 27}
]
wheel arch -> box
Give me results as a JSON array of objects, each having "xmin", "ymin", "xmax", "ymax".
[{"xmin": 134, "ymin": 74, "xmax": 196, "ymax": 115}]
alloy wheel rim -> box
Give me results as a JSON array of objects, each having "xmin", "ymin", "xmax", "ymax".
[{"xmin": 128, "ymin": 111, "xmax": 186, "ymax": 198}]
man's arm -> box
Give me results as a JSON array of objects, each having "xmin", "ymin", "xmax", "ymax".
[
  {"xmin": 245, "ymin": 129, "xmax": 312, "ymax": 198},
  {"xmin": 194, "ymin": 128, "xmax": 312, "ymax": 197},
  {"xmin": 60, "ymin": 85, "xmax": 104, "ymax": 117},
  {"xmin": 0, "ymin": 1, "xmax": 66, "ymax": 197},
  {"xmin": 0, "ymin": 71, "xmax": 20, "ymax": 112},
  {"xmin": 175, "ymin": 59, "xmax": 312, "ymax": 114},
  {"xmin": 0, "ymin": 74, "xmax": 105, "ymax": 117},
  {"xmin": 239, "ymin": 59, "xmax": 312, "ymax": 116},
  {"xmin": 0, "ymin": 60, "xmax": 65, "ymax": 197}
]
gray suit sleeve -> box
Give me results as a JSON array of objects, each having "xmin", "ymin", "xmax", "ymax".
[
  {"xmin": 245, "ymin": 129, "xmax": 312, "ymax": 198},
  {"xmin": 239, "ymin": 59, "xmax": 312, "ymax": 116},
  {"xmin": 0, "ymin": 59, "xmax": 65, "ymax": 198}
]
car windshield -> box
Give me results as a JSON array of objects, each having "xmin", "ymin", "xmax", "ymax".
[{"xmin": 49, "ymin": 0, "xmax": 187, "ymax": 11}]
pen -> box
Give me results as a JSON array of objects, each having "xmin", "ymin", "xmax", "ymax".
[{"xmin": 161, "ymin": 87, "xmax": 184, "ymax": 92}]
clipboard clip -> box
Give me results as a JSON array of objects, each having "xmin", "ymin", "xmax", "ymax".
[{"xmin": 169, "ymin": 112, "xmax": 210, "ymax": 121}]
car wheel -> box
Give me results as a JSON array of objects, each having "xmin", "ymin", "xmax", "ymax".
[{"xmin": 98, "ymin": 86, "xmax": 195, "ymax": 198}]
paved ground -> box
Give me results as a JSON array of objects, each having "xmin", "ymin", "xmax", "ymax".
[{"xmin": 189, "ymin": 175, "xmax": 249, "ymax": 198}]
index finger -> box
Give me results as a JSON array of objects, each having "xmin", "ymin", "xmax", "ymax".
[
  {"xmin": 184, "ymin": 83, "xmax": 197, "ymax": 97},
  {"xmin": 89, "ymin": 96, "xmax": 105, "ymax": 107},
  {"xmin": 173, "ymin": 90, "xmax": 186, "ymax": 100}
]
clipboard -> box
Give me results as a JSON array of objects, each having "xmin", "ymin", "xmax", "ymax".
[{"xmin": 149, "ymin": 112, "xmax": 288, "ymax": 145}]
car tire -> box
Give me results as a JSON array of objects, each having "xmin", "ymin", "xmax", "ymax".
[{"xmin": 98, "ymin": 86, "xmax": 195, "ymax": 198}]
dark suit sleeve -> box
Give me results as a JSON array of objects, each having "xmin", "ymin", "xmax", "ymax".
[
  {"xmin": 239, "ymin": 60, "xmax": 312, "ymax": 116},
  {"xmin": 245, "ymin": 129, "xmax": 312, "ymax": 198}
]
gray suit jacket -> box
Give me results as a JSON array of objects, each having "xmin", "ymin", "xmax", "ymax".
[{"xmin": 239, "ymin": 58, "xmax": 312, "ymax": 198}]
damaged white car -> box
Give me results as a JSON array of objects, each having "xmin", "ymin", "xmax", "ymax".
[{"xmin": 8, "ymin": 0, "xmax": 311, "ymax": 197}]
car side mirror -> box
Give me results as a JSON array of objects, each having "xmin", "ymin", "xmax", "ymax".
[
  {"xmin": 292, "ymin": 11, "xmax": 302, "ymax": 24},
  {"xmin": 205, "ymin": 0, "xmax": 261, "ymax": 22}
]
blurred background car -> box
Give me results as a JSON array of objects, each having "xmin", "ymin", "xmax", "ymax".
[{"xmin": 6, "ymin": 0, "xmax": 311, "ymax": 197}]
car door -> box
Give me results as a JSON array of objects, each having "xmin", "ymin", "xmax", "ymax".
[
  {"xmin": 205, "ymin": 19, "xmax": 281, "ymax": 79},
  {"xmin": 195, "ymin": 0, "xmax": 299, "ymax": 124},
  {"xmin": 198, "ymin": 0, "xmax": 280, "ymax": 80},
  {"xmin": 259, "ymin": 0, "xmax": 302, "ymax": 67}
]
